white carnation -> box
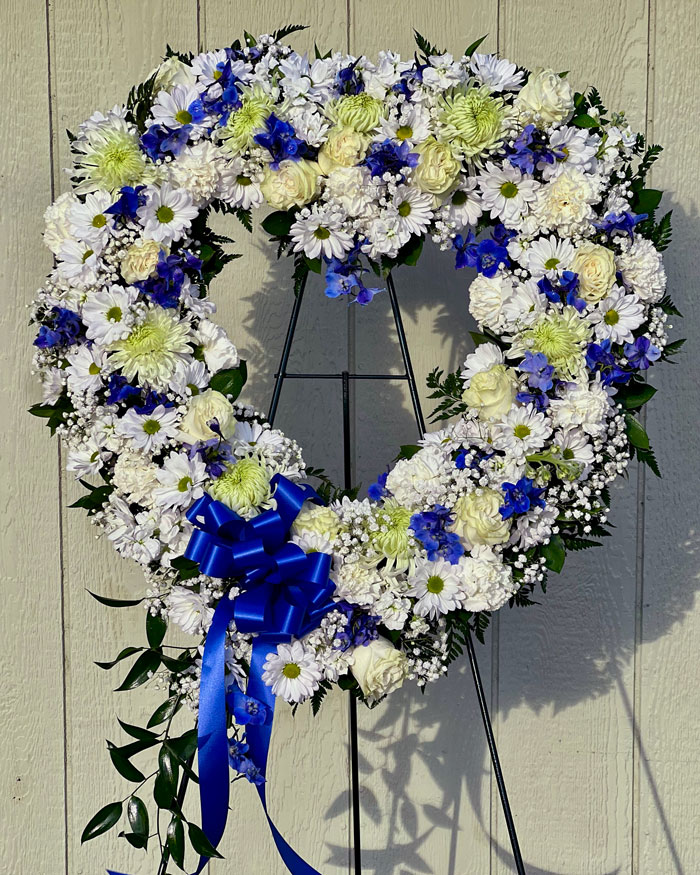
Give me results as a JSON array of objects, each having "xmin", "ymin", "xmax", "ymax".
[{"xmin": 616, "ymin": 236, "xmax": 667, "ymax": 303}]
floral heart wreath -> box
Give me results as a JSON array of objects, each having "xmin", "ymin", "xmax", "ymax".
[{"xmin": 30, "ymin": 25, "xmax": 680, "ymax": 875}]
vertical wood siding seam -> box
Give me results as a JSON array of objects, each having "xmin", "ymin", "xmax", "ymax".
[
  {"xmin": 44, "ymin": 1, "xmax": 68, "ymax": 872},
  {"xmin": 632, "ymin": 2, "xmax": 655, "ymax": 871}
]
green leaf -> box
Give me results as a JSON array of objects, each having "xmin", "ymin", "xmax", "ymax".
[
  {"xmin": 397, "ymin": 235, "xmax": 423, "ymax": 267},
  {"xmin": 28, "ymin": 394, "xmax": 74, "ymax": 435},
  {"xmin": 147, "ymin": 611, "xmax": 167, "ymax": 649},
  {"xmin": 303, "ymin": 255, "xmax": 322, "ymax": 273},
  {"xmin": 81, "ymin": 801, "xmax": 122, "ymax": 843},
  {"xmin": 70, "ymin": 483, "xmax": 115, "ymax": 515},
  {"xmin": 95, "ymin": 646, "xmax": 144, "ymax": 670},
  {"xmin": 160, "ymin": 651, "xmax": 196, "ymax": 672},
  {"xmin": 108, "ymin": 746, "xmax": 146, "ymax": 783},
  {"xmin": 396, "ymin": 444, "xmax": 421, "ymax": 461},
  {"xmin": 118, "ymin": 718, "xmax": 159, "ymax": 742},
  {"xmin": 120, "ymin": 831, "xmax": 148, "ymax": 849},
  {"xmin": 167, "ymin": 815, "xmax": 186, "ymax": 870},
  {"xmin": 413, "ymin": 30, "xmax": 446, "ymax": 59},
  {"xmin": 187, "ymin": 822, "xmax": 225, "ymax": 859},
  {"xmin": 261, "ymin": 209, "xmax": 295, "ymax": 237},
  {"xmin": 127, "ymin": 795, "xmax": 149, "ymax": 838},
  {"xmin": 88, "ymin": 590, "xmax": 144, "ymax": 609},
  {"xmin": 115, "ymin": 650, "xmax": 161, "ymax": 692},
  {"xmin": 659, "ymin": 294, "xmax": 682, "ymax": 317},
  {"xmin": 169, "ymin": 556, "xmax": 200, "ymax": 581},
  {"xmin": 625, "ymin": 413, "xmax": 650, "ymax": 449},
  {"xmin": 168, "ymin": 728, "xmax": 198, "ymax": 762},
  {"xmin": 464, "ymin": 34, "xmax": 488, "ymax": 57},
  {"xmin": 620, "ymin": 382, "xmax": 657, "ymax": 409},
  {"xmin": 571, "ymin": 113, "xmax": 599, "ymax": 129},
  {"xmin": 209, "ymin": 361, "xmax": 248, "ymax": 400},
  {"xmin": 153, "ymin": 746, "xmax": 179, "ymax": 809},
  {"xmin": 273, "ymin": 23, "xmax": 308, "ymax": 41},
  {"xmin": 147, "ymin": 695, "xmax": 181, "ymax": 728},
  {"xmin": 637, "ymin": 445, "xmax": 661, "ymax": 477},
  {"xmin": 541, "ymin": 534, "xmax": 566, "ymax": 573},
  {"xmin": 633, "ymin": 188, "xmax": 663, "ymax": 215}
]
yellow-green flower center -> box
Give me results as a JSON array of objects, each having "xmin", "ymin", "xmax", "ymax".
[
  {"xmin": 513, "ymin": 424, "xmax": 531, "ymax": 439},
  {"xmin": 313, "ymin": 226, "xmax": 331, "ymax": 240},
  {"xmin": 88, "ymin": 362, "xmax": 101, "ymax": 375},
  {"xmin": 219, "ymin": 90, "xmax": 274, "ymax": 153},
  {"xmin": 562, "ymin": 448, "xmax": 575, "ymax": 460},
  {"xmin": 236, "ymin": 174, "xmax": 252, "ymax": 186},
  {"xmin": 451, "ymin": 190, "xmax": 468, "ymax": 206},
  {"xmin": 156, "ymin": 205, "xmax": 175, "ymax": 224},
  {"xmin": 91, "ymin": 131, "xmax": 146, "ymax": 193},
  {"xmin": 500, "ymin": 181, "xmax": 519, "ymax": 199},
  {"xmin": 397, "ymin": 200, "xmax": 412, "ymax": 217},
  {"xmin": 604, "ymin": 308, "xmax": 620, "ymax": 325},
  {"xmin": 372, "ymin": 501, "xmax": 413, "ymax": 565},
  {"xmin": 544, "ymin": 257, "xmax": 560, "ymax": 269},
  {"xmin": 396, "ymin": 125, "xmax": 413, "ymax": 140},
  {"xmin": 282, "ymin": 663, "xmax": 301, "ymax": 679},
  {"xmin": 81, "ymin": 249, "xmax": 94, "ymax": 263},
  {"xmin": 177, "ymin": 476, "xmax": 193, "ymax": 492},
  {"xmin": 175, "ymin": 108, "xmax": 193, "ymax": 125},
  {"xmin": 106, "ymin": 306, "xmax": 122, "ymax": 323},
  {"xmin": 92, "ymin": 213, "xmax": 107, "ymax": 228},
  {"xmin": 143, "ymin": 418, "xmax": 161, "ymax": 435},
  {"xmin": 426, "ymin": 575, "xmax": 445, "ymax": 594}
]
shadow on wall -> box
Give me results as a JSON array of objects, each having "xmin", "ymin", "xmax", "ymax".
[{"xmin": 215, "ymin": 202, "xmax": 699, "ymax": 875}]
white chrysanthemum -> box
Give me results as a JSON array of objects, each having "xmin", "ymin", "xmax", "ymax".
[
  {"xmin": 41, "ymin": 367, "xmax": 65, "ymax": 405},
  {"xmin": 290, "ymin": 207, "xmax": 354, "ymax": 260},
  {"xmin": 137, "ymin": 183, "xmax": 199, "ymax": 244},
  {"xmin": 384, "ymin": 446, "xmax": 449, "ymax": 510},
  {"xmin": 44, "ymin": 192, "xmax": 77, "ymax": 255},
  {"xmin": 66, "ymin": 345, "xmax": 107, "ymax": 394},
  {"xmin": 525, "ymin": 235, "xmax": 576, "ymax": 277},
  {"xmin": 286, "ymin": 103, "xmax": 331, "ymax": 146},
  {"xmin": 112, "ymin": 449, "xmax": 162, "ymax": 506},
  {"xmin": 533, "ymin": 167, "xmax": 600, "ymax": 237},
  {"xmin": 262, "ymin": 640, "xmax": 323, "ymax": 703},
  {"xmin": 332, "ymin": 561, "xmax": 383, "ymax": 608},
  {"xmin": 461, "ymin": 545, "xmax": 517, "ymax": 611},
  {"xmin": 541, "ymin": 126, "xmax": 600, "ymax": 181},
  {"xmin": 478, "ymin": 161, "xmax": 539, "ymax": 225},
  {"xmin": 153, "ymin": 451, "xmax": 208, "ymax": 510},
  {"xmin": 470, "ymin": 53, "xmax": 525, "ymax": 92},
  {"xmin": 149, "ymin": 84, "xmax": 211, "ymax": 132},
  {"xmin": 407, "ymin": 557, "xmax": 464, "ymax": 620},
  {"xmin": 56, "ymin": 238, "xmax": 101, "ymax": 285},
  {"xmin": 167, "ymin": 586, "xmax": 214, "ymax": 635},
  {"xmin": 193, "ymin": 319, "xmax": 239, "ymax": 373},
  {"xmin": 82, "ymin": 284, "xmax": 139, "ymax": 344},
  {"xmin": 116, "ymin": 404, "xmax": 181, "ymax": 453},
  {"xmin": 69, "ymin": 190, "xmax": 114, "ymax": 246},
  {"xmin": 392, "ymin": 185, "xmax": 434, "ymax": 236},
  {"xmin": 168, "ymin": 141, "xmax": 225, "ymax": 205},
  {"xmin": 71, "ymin": 115, "xmax": 150, "ymax": 194},
  {"xmin": 589, "ymin": 288, "xmax": 645, "ymax": 344},
  {"xmin": 374, "ymin": 592, "xmax": 411, "ymax": 631},
  {"xmin": 616, "ymin": 236, "xmax": 667, "ymax": 303},
  {"xmin": 216, "ymin": 85, "xmax": 275, "ymax": 155},
  {"xmin": 461, "ymin": 342, "xmax": 504, "ymax": 383},
  {"xmin": 468, "ymin": 272, "xmax": 514, "ymax": 331},
  {"xmin": 370, "ymin": 499, "xmax": 416, "ymax": 573},
  {"xmin": 109, "ymin": 308, "xmax": 192, "ymax": 388},
  {"xmin": 549, "ymin": 379, "xmax": 611, "ymax": 437},
  {"xmin": 491, "ymin": 405, "xmax": 553, "ymax": 458}
]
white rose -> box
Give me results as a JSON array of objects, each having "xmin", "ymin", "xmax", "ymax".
[
  {"xmin": 412, "ymin": 137, "xmax": 461, "ymax": 196},
  {"xmin": 468, "ymin": 273, "xmax": 513, "ymax": 330},
  {"xmin": 318, "ymin": 126, "xmax": 368, "ymax": 175},
  {"xmin": 516, "ymin": 68, "xmax": 574, "ymax": 126},
  {"xmin": 260, "ymin": 159, "xmax": 320, "ymax": 210},
  {"xmin": 570, "ymin": 242, "xmax": 616, "ymax": 304},
  {"xmin": 179, "ymin": 389, "xmax": 236, "ymax": 443},
  {"xmin": 151, "ymin": 56, "xmax": 196, "ymax": 92},
  {"xmin": 450, "ymin": 489, "xmax": 511, "ymax": 548},
  {"xmin": 351, "ymin": 637, "xmax": 408, "ymax": 702},
  {"xmin": 462, "ymin": 364, "xmax": 518, "ymax": 421},
  {"xmin": 120, "ymin": 239, "xmax": 164, "ymax": 283}
]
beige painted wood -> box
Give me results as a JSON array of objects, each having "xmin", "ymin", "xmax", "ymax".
[
  {"xmin": 496, "ymin": 2, "xmax": 649, "ymax": 872},
  {"xmin": 1, "ymin": 3, "xmax": 66, "ymax": 875},
  {"xmin": 4, "ymin": 2, "xmax": 700, "ymax": 874},
  {"xmin": 638, "ymin": 3, "xmax": 700, "ymax": 872}
]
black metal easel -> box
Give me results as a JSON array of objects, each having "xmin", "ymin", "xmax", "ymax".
[{"xmin": 267, "ymin": 270, "xmax": 527, "ymax": 875}]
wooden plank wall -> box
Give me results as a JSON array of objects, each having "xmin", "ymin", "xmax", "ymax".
[{"xmin": 2, "ymin": 1, "xmax": 699, "ymax": 873}]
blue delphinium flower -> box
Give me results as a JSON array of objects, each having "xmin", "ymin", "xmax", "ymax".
[
  {"xmin": 594, "ymin": 210, "xmax": 648, "ymax": 238},
  {"xmin": 34, "ymin": 307, "xmax": 83, "ymax": 349},
  {"xmin": 507, "ymin": 124, "xmax": 561, "ymax": 174},
  {"xmin": 519, "ymin": 351, "xmax": 554, "ymax": 391},
  {"xmin": 499, "ymin": 477, "xmax": 546, "ymax": 520},
  {"xmin": 133, "ymin": 390, "xmax": 174, "ymax": 415},
  {"xmin": 105, "ymin": 374, "xmax": 141, "ymax": 406},
  {"xmin": 367, "ymin": 471, "xmax": 390, "ymax": 501},
  {"xmin": 138, "ymin": 249, "xmax": 202, "ymax": 308},
  {"xmin": 186, "ymin": 437, "xmax": 235, "ymax": 477},
  {"xmin": 537, "ymin": 270, "xmax": 585, "ymax": 311},
  {"xmin": 453, "ymin": 233, "xmax": 509, "ymax": 277},
  {"xmin": 254, "ymin": 113, "xmax": 308, "ymax": 169},
  {"xmin": 105, "ymin": 185, "xmax": 146, "ymax": 221},
  {"xmin": 203, "ymin": 60, "xmax": 243, "ymax": 123},
  {"xmin": 324, "ymin": 244, "xmax": 383, "ymax": 305},
  {"xmin": 586, "ymin": 340, "xmax": 631, "ymax": 385},
  {"xmin": 410, "ymin": 505, "xmax": 465, "ymax": 564},
  {"xmin": 228, "ymin": 737, "xmax": 250, "ymax": 771},
  {"xmin": 229, "ymin": 689, "xmax": 268, "ymax": 726},
  {"xmin": 362, "ymin": 138, "xmax": 418, "ymax": 179},
  {"xmin": 335, "ymin": 60, "xmax": 364, "ymax": 95},
  {"xmin": 624, "ymin": 336, "xmax": 661, "ymax": 370},
  {"xmin": 140, "ymin": 123, "xmax": 192, "ymax": 160},
  {"xmin": 455, "ymin": 447, "xmax": 494, "ymax": 471},
  {"xmin": 333, "ymin": 602, "xmax": 380, "ymax": 650}
]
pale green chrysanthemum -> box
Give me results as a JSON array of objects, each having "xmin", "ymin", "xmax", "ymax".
[
  {"xmin": 371, "ymin": 499, "xmax": 415, "ymax": 572},
  {"xmin": 216, "ymin": 85, "xmax": 274, "ymax": 155},
  {"xmin": 330, "ymin": 93, "xmax": 385, "ymax": 133},
  {"xmin": 519, "ymin": 306, "xmax": 592, "ymax": 381},
  {"xmin": 438, "ymin": 85, "xmax": 508, "ymax": 160},
  {"xmin": 209, "ymin": 457, "xmax": 273, "ymax": 517},
  {"xmin": 72, "ymin": 118, "xmax": 149, "ymax": 195},
  {"xmin": 109, "ymin": 309, "xmax": 192, "ymax": 389}
]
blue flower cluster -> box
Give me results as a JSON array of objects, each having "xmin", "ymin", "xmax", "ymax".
[
  {"xmin": 410, "ymin": 505, "xmax": 464, "ymax": 564},
  {"xmin": 499, "ymin": 477, "xmax": 546, "ymax": 520},
  {"xmin": 33, "ymin": 306, "xmax": 83, "ymax": 349},
  {"xmin": 325, "ymin": 243, "xmax": 383, "ymax": 305}
]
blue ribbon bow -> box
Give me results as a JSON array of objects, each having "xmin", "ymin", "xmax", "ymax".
[{"xmin": 108, "ymin": 474, "xmax": 335, "ymax": 875}]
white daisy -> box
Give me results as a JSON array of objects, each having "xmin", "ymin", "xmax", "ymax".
[
  {"xmin": 82, "ymin": 284, "xmax": 139, "ymax": 344},
  {"xmin": 262, "ymin": 640, "xmax": 323, "ymax": 703},
  {"xmin": 553, "ymin": 427, "xmax": 595, "ymax": 468},
  {"xmin": 361, "ymin": 212, "xmax": 410, "ymax": 260},
  {"xmin": 116, "ymin": 404, "xmax": 181, "ymax": 453},
  {"xmin": 193, "ymin": 319, "xmax": 239, "ymax": 372},
  {"xmin": 153, "ymin": 451, "xmax": 208, "ymax": 510},
  {"xmin": 589, "ymin": 288, "xmax": 645, "ymax": 344},
  {"xmin": 379, "ymin": 103, "xmax": 431, "ymax": 144},
  {"xmin": 290, "ymin": 207, "xmax": 354, "ymax": 260},
  {"xmin": 407, "ymin": 557, "xmax": 464, "ymax": 620},
  {"xmin": 231, "ymin": 421, "xmax": 288, "ymax": 457},
  {"xmin": 149, "ymin": 84, "xmax": 211, "ymax": 133},
  {"xmin": 56, "ymin": 238, "xmax": 101, "ymax": 285},
  {"xmin": 439, "ymin": 176, "xmax": 483, "ymax": 228},
  {"xmin": 461, "ymin": 342, "xmax": 504, "ymax": 383},
  {"xmin": 491, "ymin": 404, "xmax": 552, "ymax": 458},
  {"xmin": 167, "ymin": 586, "xmax": 214, "ymax": 635},
  {"xmin": 525, "ymin": 235, "xmax": 576, "ymax": 278},
  {"xmin": 137, "ymin": 183, "xmax": 199, "ymax": 244},
  {"xmin": 69, "ymin": 191, "xmax": 115, "ymax": 246},
  {"xmin": 391, "ymin": 186, "xmax": 434, "ymax": 237},
  {"xmin": 218, "ymin": 157, "xmax": 265, "ymax": 209},
  {"xmin": 191, "ymin": 49, "xmax": 230, "ymax": 88},
  {"xmin": 478, "ymin": 161, "xmax": 539, "ymax": 225},
  {"xmin": 66, "ymin": 437, "xmax": 111, "ymax": 477},
  {"xmin": 170, "ymin": 359, "xmax": 209, "ymax": 396},
  {"xmin": 66, "ymin": 345, "xmax": 107, "ymax": 395},
  {"xmin": 541, "ymin": 126, "xmax": 600, "ymax": 181},
  {"xmin": 470, "ymin": 53, "xmax": 525, "ymax": 92}
]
